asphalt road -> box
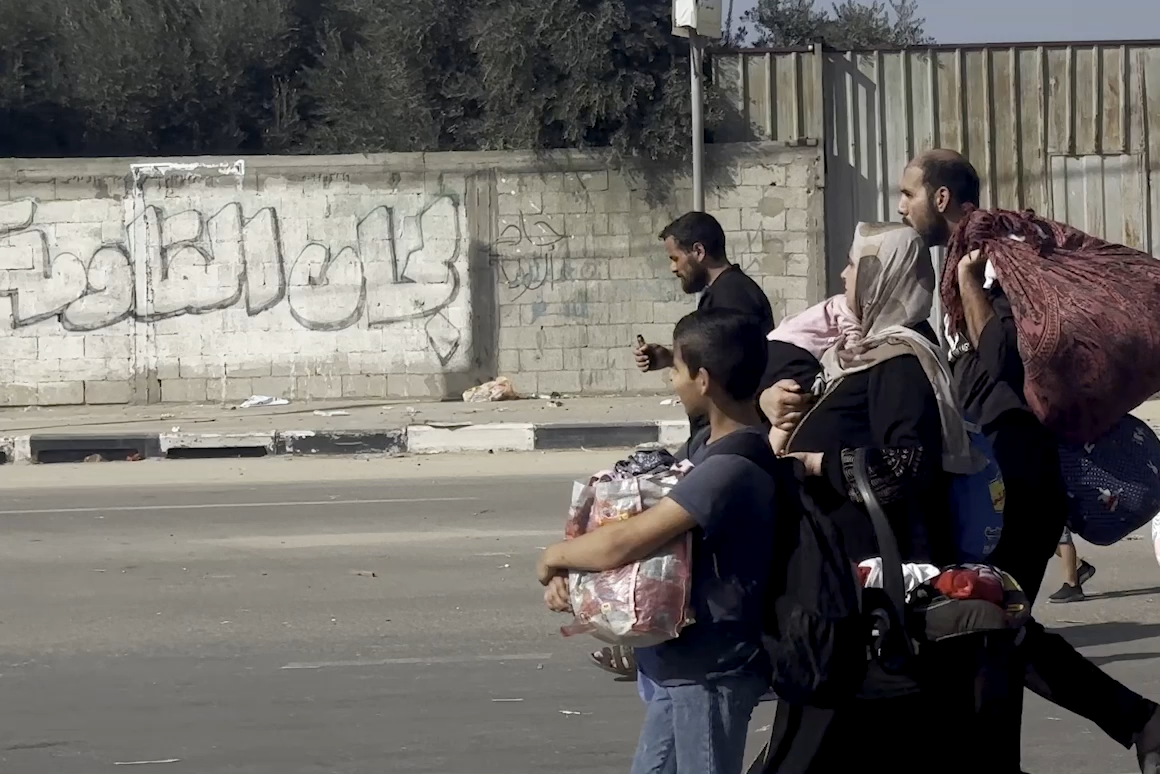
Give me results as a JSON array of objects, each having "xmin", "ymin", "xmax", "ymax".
[{"xmin": 1, "ymin": 453, "xmax": 1158, "ymax": 773}]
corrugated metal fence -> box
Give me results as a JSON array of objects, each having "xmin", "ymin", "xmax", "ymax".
[{"xmin": 712, "ymin": 42, "xmax": 1160, "ymax": 290}]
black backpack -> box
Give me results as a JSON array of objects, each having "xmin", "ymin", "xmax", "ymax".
[{"xmin": 691, "ymin": 429, "xmax": 868, "ymax": 707}]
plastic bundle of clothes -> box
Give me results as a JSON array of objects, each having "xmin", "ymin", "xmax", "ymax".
[{"xmin": 561, "ymin": 448, "xmax": 694, "ymax": 647}]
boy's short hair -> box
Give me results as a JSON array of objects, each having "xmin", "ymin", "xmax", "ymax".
[
  {"xmin": 673, "ymin": 309, "xmax": 768, "ymax": 401},
  {"xmin": 659, "ymin": 212, "xmax": 727, "ymax": 261}
]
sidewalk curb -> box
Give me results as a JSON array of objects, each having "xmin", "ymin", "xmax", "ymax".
[
  {"xmin": 0, "ymin": 419, "xmax": 693, "ymax": 464},
  {"xmin": 10, "ymin": 416, "xmax": 1160, "ymax": 465}
]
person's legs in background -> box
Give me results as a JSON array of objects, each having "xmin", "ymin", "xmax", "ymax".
[{"xmin": 1048, "ymin": 527, "xmax": 1096, "ymax": 603}]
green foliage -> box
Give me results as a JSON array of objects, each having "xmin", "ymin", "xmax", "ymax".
[
  {"xmin": 745, "ymin": 0, "xmax": 933, "ymax": 49},
  {"xmin": 0, "ymin": 0, "xmax": 707, "ymax": 163},
  {"xmin": 0, "ymin": 0, "xmax": 297, "ymax": 155}
]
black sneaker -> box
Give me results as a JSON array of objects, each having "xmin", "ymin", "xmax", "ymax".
[
  {"xmin": 1078, "ymin": 560, "xmax": 1096, "ymax": 587},
  {"xmin": 1049, "ymin": 583, "xmax": 1086, "ymax": 603}
]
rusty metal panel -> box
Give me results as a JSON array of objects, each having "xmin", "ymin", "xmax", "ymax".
[
  {"xmin": 1049, "ymin": 154, "xmax": 1149, "ymax": 251},
  {"xmin": 709, "ymin": 48, "xmax": 821, "ymax": 143}
]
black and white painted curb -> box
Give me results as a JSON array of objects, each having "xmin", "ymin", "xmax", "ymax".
[{"xmin": 0, "ymin": 420, "xmax": 691, "ymax": 464}]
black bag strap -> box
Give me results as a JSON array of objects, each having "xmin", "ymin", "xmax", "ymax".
[{"xmin": 851, "ymin": 447, "xmax": 913, "ymax": 657}]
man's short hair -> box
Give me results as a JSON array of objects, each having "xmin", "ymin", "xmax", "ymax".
[
  {"xmin": 673, "ymin": 309, "xmax": 767, "ymax": 401},
  {"xmin": 918, "ymin": 153, "xmax": 981, "ymax": 208},
  {"xmin": 659, "ymin": 212, "xmax": 727, "ymax": 261}
]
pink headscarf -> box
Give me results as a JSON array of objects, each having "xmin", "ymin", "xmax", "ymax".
[{"xmin": 767, "ymin": 295, "xmax": 860, "ymax": 361}]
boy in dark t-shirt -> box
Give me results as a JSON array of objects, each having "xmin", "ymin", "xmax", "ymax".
[{"xmin": 538, "ymin": 309, "xmax": 779, "ymax": 774}]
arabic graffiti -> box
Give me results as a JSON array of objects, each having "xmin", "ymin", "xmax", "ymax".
[{"xmin": 0, "ymin": 195, "xmax": 466, "ymax": 363}]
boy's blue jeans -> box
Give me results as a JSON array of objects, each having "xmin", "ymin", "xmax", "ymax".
[{"xmin": 630, "ymin": 672, "xmax": 767, "ymax": 774}]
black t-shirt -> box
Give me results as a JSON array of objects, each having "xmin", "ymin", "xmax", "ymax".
[
  {"xmin": 687, "ymin": 265, "xmax": 776, "ymax": 439},
  {"xmin": 696, "ymin": 265, "xmax": 776, "ymax": 333}
]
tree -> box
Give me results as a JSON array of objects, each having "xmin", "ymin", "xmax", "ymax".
[
  {"xmin": 0, "ymin": 0, "xmax": 712, "ymax": 165},
  {"xmin": 747, "ymin": 0, "xmax": 933, "ymax": 49},
  {"xmin": 0, "ymin": 0, "xmax": 298, "ymax": 155}
]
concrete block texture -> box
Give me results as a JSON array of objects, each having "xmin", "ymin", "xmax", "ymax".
[{"xmin": 0, "ymin": 143, "xmax": 822, "ymax": 403}]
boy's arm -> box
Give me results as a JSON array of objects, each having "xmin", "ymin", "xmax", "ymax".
[{"xmin": 537, "ymin": 498, "xmax": 697, "ymax": 584}]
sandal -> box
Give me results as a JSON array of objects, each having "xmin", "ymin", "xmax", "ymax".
[{"xmin": 589, "ymin": 645, "xmax": 637, "ymax": 678}]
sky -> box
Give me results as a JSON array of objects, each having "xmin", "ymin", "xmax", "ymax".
[{"xmin": 731, "ymin": 0, "xmax": 1160, "ymax": 45}]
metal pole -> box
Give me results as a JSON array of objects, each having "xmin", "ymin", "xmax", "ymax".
[{"xmin": 690, "ymin": 32, "xmax": 705, "ymax": 211}]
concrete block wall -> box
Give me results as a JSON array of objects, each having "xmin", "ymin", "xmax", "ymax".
[
  {"xmin": 488, "ymin": 143, "xmax": 825, "ymax": 397},
  {"xmin": 0, "ymin": 142, "xmax": 825, "ymax": 405}
]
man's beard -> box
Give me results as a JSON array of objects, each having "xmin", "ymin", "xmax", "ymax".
[
  {"xmin": 905, "ymin": 206, "xmax": 950, "ymax": 247},
  {"xmin": 925, "ymin": 215, "xmax": 951, "ymax": 247},
  {"xmin": 681, "ymin": 268, "xmax": 709, "ymax": 294}
]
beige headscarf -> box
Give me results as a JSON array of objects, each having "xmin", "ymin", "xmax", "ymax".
[{"xmin": 817, "ymin": 222, "xmax": 980, "ymax": 475}]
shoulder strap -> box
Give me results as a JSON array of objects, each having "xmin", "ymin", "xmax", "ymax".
[{"xmin": 850, "ymin": 448, "xmax": 914, "ymax": 657}]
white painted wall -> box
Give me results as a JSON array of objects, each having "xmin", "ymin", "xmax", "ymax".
[{"xmin": 0, "ymin": 160, "xmax": 471, "ymax": 404}]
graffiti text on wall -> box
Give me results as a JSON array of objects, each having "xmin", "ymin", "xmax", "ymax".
[{"xmin": 0, "ymin": 196, "xmax": 464, "ymax": 362}]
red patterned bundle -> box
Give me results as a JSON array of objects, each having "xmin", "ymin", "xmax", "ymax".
[
  {"xmin": 941, "ymin": 206, "xmax": 1160, "ymax": 443},
  {"xmin": 560, "ymin": 469, "xmax": 694, "ymax": 647}
]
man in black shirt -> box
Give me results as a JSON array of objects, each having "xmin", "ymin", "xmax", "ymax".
[
  {"xmin": 635, "ymin": 212, "xmax": 775, "ymax": 439},
  {"xmin": 897, "ymin": 148, "xmax": 1160, "ymax": 773}
]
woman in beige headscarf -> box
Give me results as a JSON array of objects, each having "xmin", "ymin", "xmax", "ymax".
[
  {"xmin": 758, "ymin": 223, "xmax": 979, "ymax": 772},
  {"xmin": 780, "ymin": 222, "xmax": 975, "ymax": 560}
]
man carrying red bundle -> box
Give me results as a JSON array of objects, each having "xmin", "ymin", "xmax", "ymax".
[{"xmin": 901, "ymin": 149, "xmax": 1160, "ymax": 773}]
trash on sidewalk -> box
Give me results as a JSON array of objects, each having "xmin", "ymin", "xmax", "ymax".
[
  {"xmin": 239, "ymin": 395, "xmax": 289, "ymax": 409},
  {"xmin": 660, "ymin": 397, "xmax": 681, "ymax": 406},
  {"xmin": 313, "ymin": 410, "xmax": 351, "ymax": 417},
  {"xmin": 463, "ymin": 377, "xmax": 518, "ymax": 403},
  {"xmin": 352, "ymin": 570, "xmax": 377, "ymax": 578},
  {"xmin": 531, "ymin": 391, "xmax": 564, "ymax": 407},
  {"xmin": 84, "ymin": 454, "xmax": 104, "ymax": 463}
]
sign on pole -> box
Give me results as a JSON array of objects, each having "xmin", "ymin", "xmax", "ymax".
[{"xmin": 672, "ymin": 0, "xmax": 722, "ymax": 38}]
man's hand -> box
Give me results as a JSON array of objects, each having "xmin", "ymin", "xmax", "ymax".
[
  {"xmin": 634, "ymin": 343, "xmax": 673, "ymax": 373},
  {"xmin": 760, "ymin": 379, "xmax": 813, "ymax": 433},
  {"xmin": 957, "ymin": 249, "xmax": 987, "ymax": 286},
  {"xmin": 543, "ymin": 575, "xmax": 572, "ymax": 613}
]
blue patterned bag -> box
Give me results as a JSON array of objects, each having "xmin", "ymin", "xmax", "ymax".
[
  {"xmin": 1059, "ymin": 415, "xmax": 1160, "ymax": 546},
  {"xmin": 948, "ymin": 427, "xmax": 1005, "ymax": 563}
]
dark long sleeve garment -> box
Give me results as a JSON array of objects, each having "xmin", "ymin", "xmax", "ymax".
[
  {"xmin": 787, "ymin": 354, "xmax": 953, "ymax": 565},
  {"xmin": 951, "ymin": 289, "xmax": 1028, "ymax": 431}
]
